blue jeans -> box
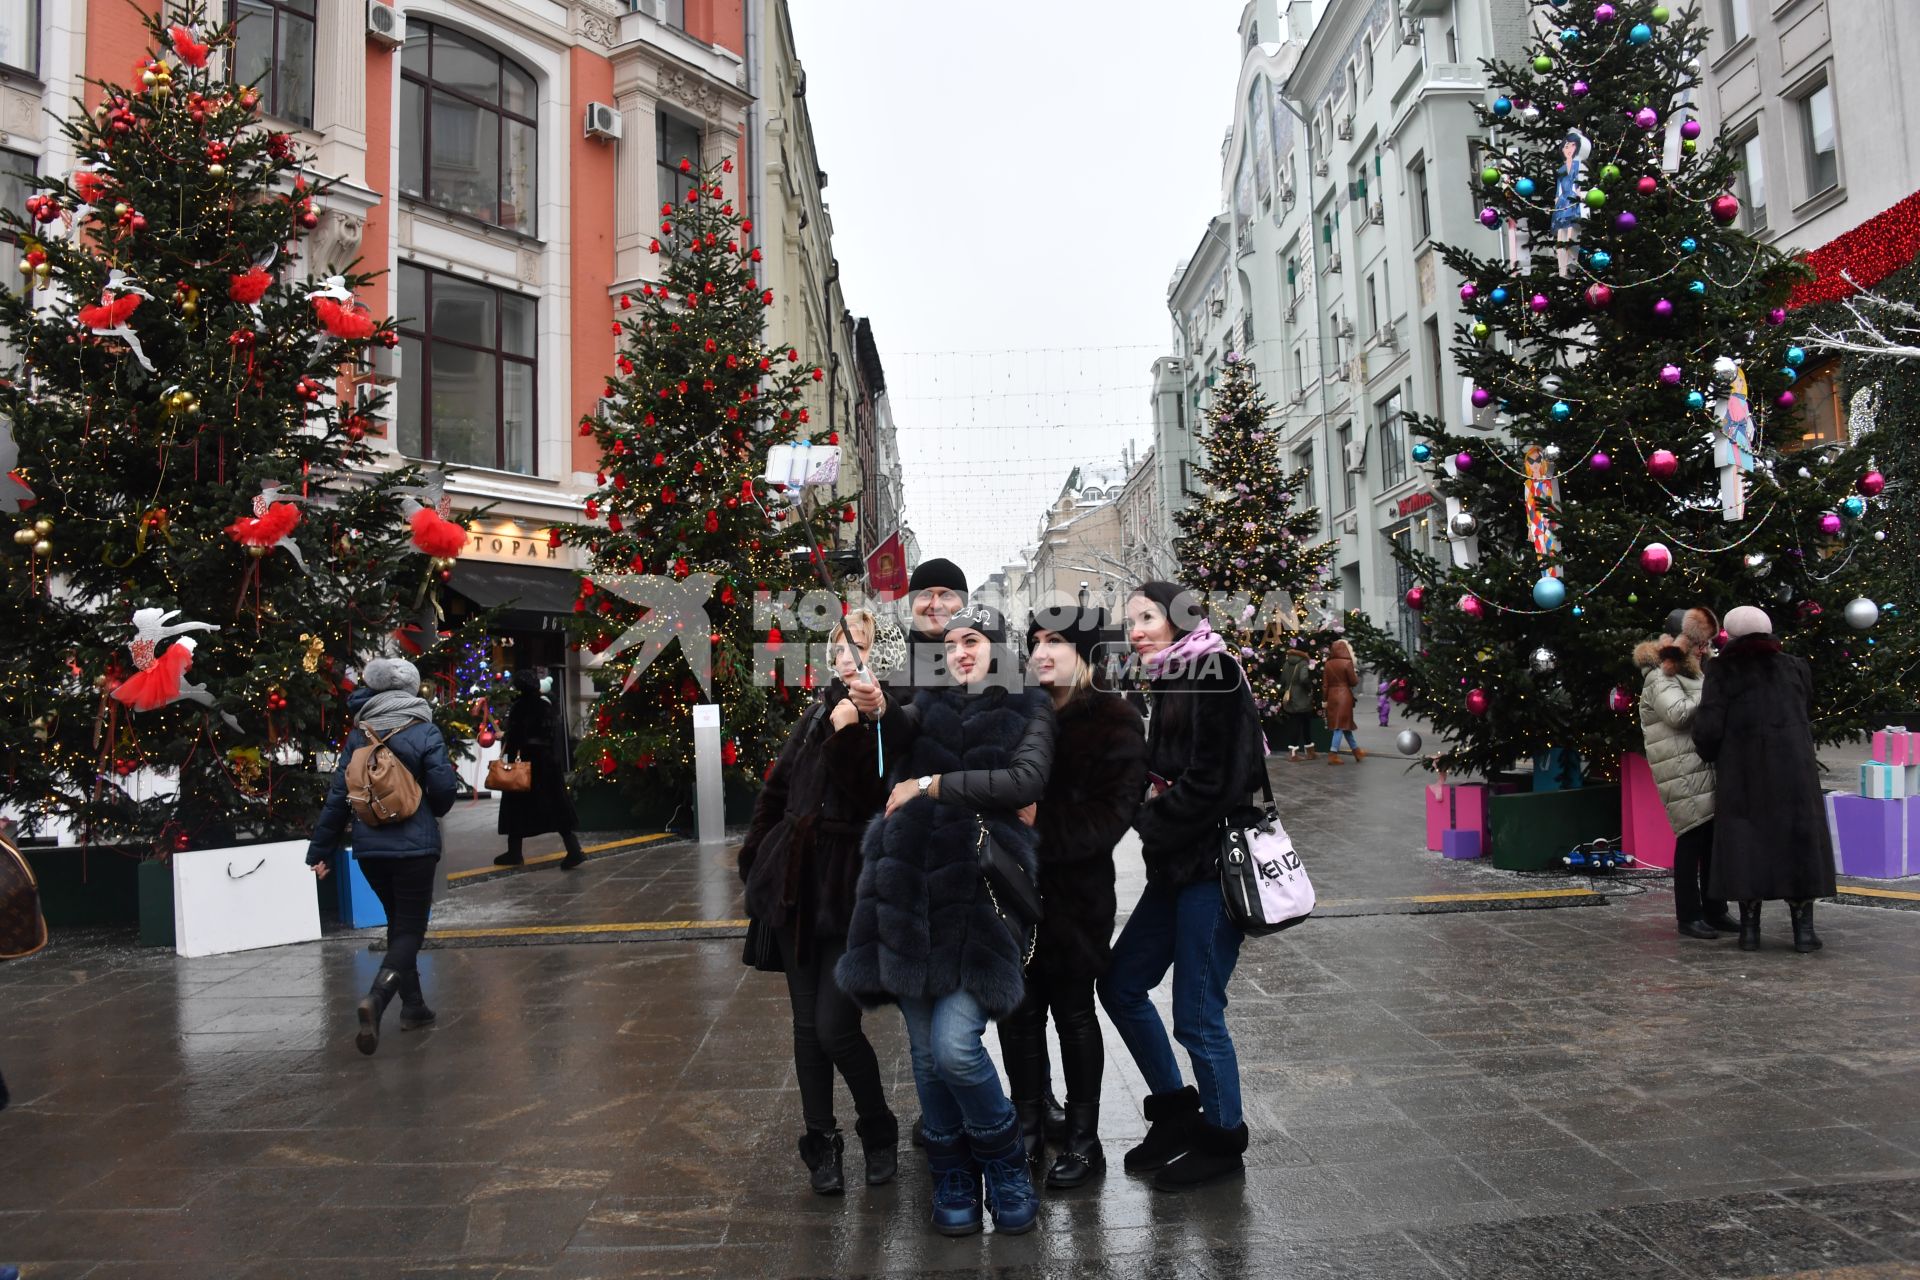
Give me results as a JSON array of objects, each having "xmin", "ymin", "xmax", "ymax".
[
  {"xmin": 898, "ymin": 989, "xmax": 1016, "ymax": 1140},
  {"xmin": 1098, "ymin": 879, "xmax": 1245, "ymax": 1128},
  {"xmin": 1329, "ymin": 729, "xmax": 1358, "ymax": 753}
]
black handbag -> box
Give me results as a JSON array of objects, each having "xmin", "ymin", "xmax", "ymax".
[
  {"xmin": 741, "ymin": 916, "xmax": 784, "ymax": 973},
  {"xmin": 974, "ymin": 818, "xmax": 1043, "ymax": 962}
]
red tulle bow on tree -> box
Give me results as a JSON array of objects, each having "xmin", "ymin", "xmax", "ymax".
[
  {"xmin": 169, "ymin": 25, "xmax": 211, "ymax": 68},
  {"xmin": 78, "ymin": 293, "xmax": 140, "ymax": 330},
  {"xmin": 229, "ymin": 266, "xmax": 272, "ymax": 305},
  {"xmin": 113, "ymin": 643, "xmax": 195, "ymax": 712},
  {"xmin": 409, "ymin": 508, "xmax": 468, "ymax": 557},
  {"xmin": 224, "ymin": 500, "xmax": 300, "ymax": 548},
  {"xmin": 312, "ymin": 296, "xmax": 376, "ymax": 340}
]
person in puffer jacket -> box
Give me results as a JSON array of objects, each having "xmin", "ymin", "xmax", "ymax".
[{"xmin": 1636, "ymin": 606, "xmax": 1736, "ymax": 940}]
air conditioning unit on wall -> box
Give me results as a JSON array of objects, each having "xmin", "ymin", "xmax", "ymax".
[
  {"xmin": 584, "ymin": 102, "xmax": 623, "ymax": 141},
  {"xmin": 367, "ymin": 1, "xmax": 405, "ymax": 48}
]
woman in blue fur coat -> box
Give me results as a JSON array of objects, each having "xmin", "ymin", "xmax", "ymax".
[{"xmin": 838, "ymin": 603, "xmax": 1055, "ymax": 1238}]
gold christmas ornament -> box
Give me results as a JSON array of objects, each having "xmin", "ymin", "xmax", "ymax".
[
  {"xmin": 32, "ymin": 539, "xmax": 52, "ymax": 556},
  {"xmin": 207, "ymin": 163, "xmax": 225, "ymax": 178},
  {"xmin": 246, "ymin": 545, "xmax": 268, "ymax": 559},
  {"xmin": 33, "ymin": 517, "xmax": 53, "ymax": 536},
  {"xmin": 12, "ymin": 527, "xmax": 35, "ymax": 545}
]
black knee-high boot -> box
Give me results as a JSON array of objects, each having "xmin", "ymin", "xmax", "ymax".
[
  {"xmin": 356, "ymin": 969, "xmax": 402, "ymax": 1056},
  {"xmin": 996, "ymin": 1001, "xmax": 1049, "ymax": 1173},
  {"xmin": 1046, "ymin": 999, "xmax": 1105, "ymax": 1188}
]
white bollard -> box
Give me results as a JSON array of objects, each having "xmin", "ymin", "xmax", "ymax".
[{"xmin": 692, "ymin": 703, "xmax": 725, "ymax": 845}]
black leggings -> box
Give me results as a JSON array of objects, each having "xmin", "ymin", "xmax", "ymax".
[
  {"xmin": 507, "ymin": 830, "xmax": 584, "ymax": 860},
  {"xmin": 1281, "ymin": 712, "xmax": 1314, "ymax": 751},
  {"xmin": 997, "ymin": 968, "xmax": 1102, "ymax": 1109},
  {"xmin": 1672, "ymin": 820, "xmax": 1726, "ymax": 924},
  {"xmin": 358, "ymin": 855, "xmax": 438, "ymax": 975},
  {"xmin": 777, "ymin": 925, "xmax": 890, "ymax": 1133}
]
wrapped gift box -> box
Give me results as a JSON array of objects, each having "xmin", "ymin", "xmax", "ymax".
[
  {"xmin": 1620, "ymin": 751, "xmax": 1677, "ymax": 870},
  {"xmin": 1872, "ymin": 727, "xmax": 1917, "ymax": 766},
  {"xmin": 1425, "ymin": 782, "xmax": 1489, "ymax": 851},
  {"xmin": 1440, "ymin": 828, "xmax": 1483, "ymax": 860},
  {"xmin": 336, "ymin": 848, "xmax": 387, "ymax": 929},
  {"xmin": 1860, "ymin": 761, "xmax": 1913, "ymax": 800},
  {"xmin": 1831, "ymin": 794, "xmax": 1914, "ymax": 879}
]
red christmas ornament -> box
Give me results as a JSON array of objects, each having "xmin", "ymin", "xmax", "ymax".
[
  {"xmin": 812, "ymin": 367, "xmax": 825, "ymax": 382},
  {"xmin": 827, "ymin": 431, "xmax": 840, "ymax": 445},
  {"xmin": 721, "ymin": 739, "xmax": 738, "ymax": 766},
  {"xmin": 1710, "ymin": 193, "xmax": 1740, "ymax": 223},
  {"xmin": 597, "ymin": 751, "xmax": 617, "ymax": 776},
  {"xmin": 548, "ymin": 529, "xmax": 561, "ymax": 548},
  {"xmin": 661, "ymin": 486, "xmax": 676, "ymax": 505},
  {"xmin": 840, "ymin": 507, "xmax": 856, "ymax": 523},
  {"xmin": 705, "ymin": 510, "xmax": 719, "ymax": 533}
]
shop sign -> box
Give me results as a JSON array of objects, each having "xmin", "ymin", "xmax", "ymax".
[
  {"xmin": 464, "ymin": 522, "xmax": 584, "ymax": 569},
  {"xmin": 1396, "ymin": 491, "xmax": 1436, "ymax": 518}
]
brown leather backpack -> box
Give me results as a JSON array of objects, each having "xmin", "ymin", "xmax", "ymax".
[{"xmin": 345, "ymin": 727, "xmax": 423, "ymax": 827}]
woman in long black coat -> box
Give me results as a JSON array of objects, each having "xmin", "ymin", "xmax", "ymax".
[
  {"xmin": 738, "ymin": 610, "xmax": 898, "ymax": 1195},
  {"xmin": 1691, "ymin": 605, "xmax": 1837, "ymax": 953},
  {"xmin": 494, "ymin": 669, "xmax": 584, "ymax": 869},
  {"xmin": 997, "ymin": 607, "xmax": 1145, "ymax": 1188}
]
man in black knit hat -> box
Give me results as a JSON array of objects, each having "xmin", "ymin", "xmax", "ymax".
[{"xmin": 903, "ymin": 558, "xmax": 967, "ymax": 688}]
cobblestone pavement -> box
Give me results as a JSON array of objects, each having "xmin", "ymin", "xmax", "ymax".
[{"xmin": 3, "ymin": 735, "xmax": 1918, "ymax": 1278}]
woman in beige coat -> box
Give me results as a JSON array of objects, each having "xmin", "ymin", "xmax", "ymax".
[
  {"xmin": 1322, "ymin": 639, "xmax": 1362, "ymax": 763},
  {"xmin": 1635, "ymin": 607, "xmax": 1736, "ymax": 939}
]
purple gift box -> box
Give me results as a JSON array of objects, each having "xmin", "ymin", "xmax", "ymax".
[
  {"xmin": 1830, "ymin": 793, "xmax": 1914, "ymax": 879},
  {"xmin": 1440, "ymin": 828, "xmax": 1484, "ymax": 860}
]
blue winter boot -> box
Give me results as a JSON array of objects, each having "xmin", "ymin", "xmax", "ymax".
[
  {"xmin": 922, "ymin": 1128, "xmax": 983, "ymax": 1237},
  {"xmin": 971, "ymin": 1111, "xmax": 1041, "ymax": 1235}
]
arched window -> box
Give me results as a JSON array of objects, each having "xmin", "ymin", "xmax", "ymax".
[{"xmin": 399, "ymin": 21, "xmax": 538, "ymax": 234}]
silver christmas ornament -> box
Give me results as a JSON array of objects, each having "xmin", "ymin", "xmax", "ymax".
[
  {"xmin": 1529, "ymin": 646, "xmax": 1558, "ymax": 674},
  {"xmin": 1449, "ymin": 511, "xmax": 1480, "ymax": 538},
  {"xmin": 1744, "ymin": 551, "xmax": 1772, "ymax": 578},
  {"xmin": 1543, "ymin": 443, "xmax": 1562, "ymax": 460},
  {"xmin": 1395, "ymin": 728, "xmax": 1424, "ymax": 756},
  {"xmin": 1845, "ymin": 597, "xmax": 1881, "ymax": 630}
]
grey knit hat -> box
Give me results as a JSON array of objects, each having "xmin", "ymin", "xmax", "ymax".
[{"xmin": 363, "ymin": 657, "xmax": 422, "ymax": 694}]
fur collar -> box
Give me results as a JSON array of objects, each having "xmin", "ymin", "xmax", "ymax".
[
  {"xmin": 1634, "ymin": 637, "xmax": 1702, "ymax": 678},
  {"xmin": 1719, "ymin": 633, "xmax": 1783, "ymax": 662}
]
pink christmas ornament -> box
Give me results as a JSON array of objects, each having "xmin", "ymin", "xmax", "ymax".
[
  {"xmin": 1659, "ymin": 364, "xmax": 1683, "ymax": 385},
  {"xmin": 1585, "ymin": 283, "xmax": 1614, "ymax": 309},
  {"xmin": 1471, "ymin": 386, "xmax": 1492, "ymax": 408},
  {"xmin": 1767, "ymin": 307, "xmax": 1787, "ymax": 326},
  {"xmin": 1859, "ymin": 469, "xmax": 1887, "ymax": 496},
  {"xmin": 1405, "ymin": 585, "xmax": 1427, "ymax": 611},
  {"xmin": 1681, "ymin": 119, "xmax": 1703, "ymax": 140},
  {"xmin": 1637, "ymin": 176, "xmax": 1658, "ymax": 196},
  {"xmin": 1711, "ymin": 194, "xmax": 1741, "ymax": 223},
  {"xmin": 1530, "ymin": 293, "xmax": 1550, "ymax": 312},
  {"xmin": 1778, "ymin": 390, "xmax": 1797, "ymax": 408},
  {"xmin": 1653, "ymin": 298, "xmax": 1674, "ymax": 318},
  {"xmin": 1634, "ymin": 107, "xmax": 1659, "ymax": 129},
  {"xmin": 1819, "ymin": 511, "xmax": 1844, "ymax": 536},
  {"xmin": 1465, "ymin": 688, "xmax": 1490, "ymax": 716},
  {"xmin": 1640, "ymin": 542, "xmax": 1673, "ymax": 574},
  {"xmin": 1647, "ymin": 449, "xmax": 1679, "ymax": 477},
  {"xmin": 1460, "ymin": 283, "xmax": 1479, "ymax": 302},
  {"xmin": 1608, "ymin": 685, "xmax": 1635, "ymax": 713},
  {"xmin": 1458, "ymin": 594, "xmax": 1485, "ymax": 619},
  {"xmin": 1590, "ymin": 450, "xmax": 1612, "ymax": 471},
  {"xmin": 1454, "ymin": 451, "xmax": 1475, "ymax": 471}
]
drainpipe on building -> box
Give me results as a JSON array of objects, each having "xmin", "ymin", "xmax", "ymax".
[
  {"xmin": 824, "ymin": 259, "xmax": 841, "ymax": 553},
  {"xmin": 1281, "ymin": 91, "xmax": 1338, "ymax": 573},
  {"xmin": 744, "ymin": 1, "xmax": 764, "ymax": 283}
]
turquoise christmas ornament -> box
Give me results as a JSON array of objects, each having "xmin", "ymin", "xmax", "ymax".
[
  {"xmin": 1689, "ymin": 279, "xmax": 1707, "ymax": 295},
  {"xmin": 1560, "ymin": 27, "xmax": 1580, "ymax": 43},
  {"xmin": 1533, "ymin": 576, "xmax": 1567, "ymax": 609},
  {"xmin": 1493, "ymin": 96, "xmax": 1513, "ymax": 116},
  {"xmin": 1843, "ymin": 495, "xmax": 1868, "ymax": 519},
  {"xmin": 1412, "ymin": 442, "xmax": 1433, "ymax": 463},
  {"xmin": 1491, "ymin": 286, "xmax": 1510, "ymax": 304},
  {"xmin": 1629, "ymin": 22, "xmax": 1652, "ymax": 43},
  {"xmin": 1680, "ymin": 237, "xmax": 1698, "ymax": 253},
  {"xmin": 1687, "ymin": 390, "xmax": 1706, "ymax": 410},
  {"xmin": 1781, "ymin": 367, "xmax": 1798, "ymax": 384},
  {"xmin": 1787, "ymin": 346, "xmax": 1806, "ymax": 366},
  {"xmin": 1551, "ymin": 400, "xmax": 1572, "ymax": 421},
  {"xmin": 1589, "ymin": 250, "xmax": 1612, "ymax": 271},
  {"xmin": 1572, "ymin": 605, "xmax": 1585, "ymax": 618},
  {"xmin": 1515, "ymin": 177, "xmax": 1537, "ymax": 198}
]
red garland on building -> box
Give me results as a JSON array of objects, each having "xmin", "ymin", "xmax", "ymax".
[{"xmin": 1787, "ymin": 188, "xmax": 1920, "ymax": 310}]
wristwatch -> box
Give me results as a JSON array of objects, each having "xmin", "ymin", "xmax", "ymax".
[{"xmin": 916, "ymin": 775, "xmax": 934, "ymax": 796}]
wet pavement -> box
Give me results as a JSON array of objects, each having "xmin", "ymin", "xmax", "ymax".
[{"xmin": 3, "ymin": 730, "xmax": 1919, "ymax": 1277}]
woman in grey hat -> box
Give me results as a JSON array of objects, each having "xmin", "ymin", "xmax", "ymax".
[{"xmin": 307, "ymin": 657, "xmax": 461, "ymax": 1054}]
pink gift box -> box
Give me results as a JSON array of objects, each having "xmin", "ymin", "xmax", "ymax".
[
  {"xmin": 1425, "ymin": 782, "xmax": 1489, "ymax": 851},
  {"xmin": 1620, "ymin": 752, "xmax": 1677, "ymax": 870},
  {"xmin": 1872, "ymin": 727, "xmax": 1916, "ymax": 767}
]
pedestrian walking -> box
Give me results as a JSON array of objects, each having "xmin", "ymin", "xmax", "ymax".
[
  {"xmin": 307, "ymin": 657, "xmax": 461, "ymax": 1055},
  {"xmin": 1376, "ymin": 675, "xmax": 1393, "ymax": 728},
  {"xmin": 1691, "ymin": 606, "xmax": 1837, "ymax": 953},
  {"xmin": 492, "ymin": 668, "xmax": 585, "ymax": 870},
  {"xmin": 1280, "ymin": 644, "xmax": 1316, "ymax": 761},
  {"xmin": 738, "ymin": 610, "xmax": 900, "ymax": 1196},
  {"xmin": 838, "ymin": 604, "xmax": 1054, "ymax": 1237},
  {"xmin": 996, "ymin": 607, "xmax": 1146, "ymax": 1188},
  {"xmin": 1101, "ymin": 582, "xmax": 1265, "ymax": 1191},
  {"xmin": 1635, "ymin": 607, "xmax": 1737, "ymax": 940},
  {"xmin": 1322, "ymin": 638, "xmax": 1364, "ymax": 763}
]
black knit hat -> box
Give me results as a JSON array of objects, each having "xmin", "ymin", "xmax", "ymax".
[
  {"xmin": 1028, "ymin": 606, "xmax": 1106, "ymax": 666},
  {"xmin": 908, "ymin": 557, "xmax": 968, "ymax": 597},
  {"xmin": 943, "ymin": 603, "xmax": 1006, "ymax": 645}
]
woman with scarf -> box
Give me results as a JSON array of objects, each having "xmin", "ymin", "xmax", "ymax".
[
  {"xmin": 493, "ymin": 668, "xmax": 584, "ymax": 869},
  {"xmin": 307, "ymin": 657, "xmax": 461, "ymax": 1055},
  {"xmin": 1100, "ymin": 581, "xmax": 1266, "ymax": 1191},
  {"xmin": 738, "ymin": 610, "xmax": 900, "ymax": 1195},
  {"xmin": 839, "ymin": 604, "xmax": 1055, "ymax": 1237}
]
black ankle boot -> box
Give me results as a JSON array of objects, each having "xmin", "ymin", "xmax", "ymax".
[
  {"xmin": 1046, "ymin": 1101, "xmax": 1106, "ymax": 1189},
  {"xmin": 854, "ymin": 1112, "xmax": 898, "ymax": 1186},
  {"xmin": 1044, "ymin": 1092, "xmax": 1068, "ymax": 1146},
  {"xmin": 1152, "ymin": 1117, "xmax": 1249, "ymax": 1192},
  {"xmin": 1124, "ymin": 1085, "xmax": 1201, "ymax": 1174},
  {"xmin": 356, "ymin": 969, "xmax": 402, "ymax": 1056},
  {"xmin": 797, "ymin": 1129, "xmax": 845, "ymax": 1196},
  {"xmin": 492, "ymin": 850, "xmax": 524, "ymax": 866},
  {"xmin": 397, "ymin": 970, "xmax": 436, "ymax": 1030},
  {"xmin": 1013, "ymin": 1098, "xmax": 1047, "ymax": 1174},
  {"xmin": 1789, "ymin": 899, "xmax": 1824, "ymax": 953},
  {"xmin": 1738, "ymin": 900, "xmax": 1762, "ymax": 952}
]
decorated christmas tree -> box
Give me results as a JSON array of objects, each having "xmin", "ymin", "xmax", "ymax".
[
  {"xmin": 0, "ymin": 5, "xmax": 479, "ymax": 852},
  {"xmin": 1173, "ymin": 353, "xmax": 1333, "ymax": 717},
  {"xmin": 564, "ymin": 157, "xmax": 827, "ymax": 800},
  {"xmin": 1347, "ymin": 0, "xmax": 1906, "ymax": 780}
]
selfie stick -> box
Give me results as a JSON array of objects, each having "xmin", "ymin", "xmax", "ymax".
[{"xmin": 788, "ymin": 480, "xmax": 884, "ymax": 777}]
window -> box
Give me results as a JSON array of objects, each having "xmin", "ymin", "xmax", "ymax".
[
  {"xmin": 1294, "ymin": 445, "xmax": 1316, "ymax": 515},
  {"xmin": 658, "ymin": 112, "xmax": 702, "ymax": 211},
  {"xmin": 0, "ymin": 148, "xmax": 32, "ymax": 374},
  {"xmin": 1392, "ymin": 526, "xmax": 1420, "ymax": 652},
  {"xmin": 1410, "ymin": 157, "xmax": 1432, "ymax": 241},
  {"xmin": 1179, "ymin": 459, "xmax": 1201, "ymax": 499},
  {"xmin": 1366, "ymin": 274, "xmax": 1380, "ymax": 335},
  {"xmin": 1363, "ymin": 32, "xmax": 1376, "ymax": 95},
  {"xmin": 626, "ymin": 0, "xmax": 685, "ymax": 27},
  {"xmin": 1799, "ymin": 82, "xmax": 1838, "ymax": 196},
  {"xmin": 1738, "ymin": 129, "xmax": 1768, "ymax": 232},
  {"xmin": 1445, "ymin": 23, "xmax": 1458, "ymax": 63},
  {"xmin": 1723, "ymin": 0, "xmax": 1751, "ymax": 44},
  {"xmin": 1293, "ymin": 345, "xmax": 1305, "ymax": 394},
  {"xmin": 0, "ymin": 0, "xmax": 36, "ymax": 76},
  {"xmin": 1786, "ymin": 360, "xmax": 1846, "ymax": 450},
  {"xmin": 400, "ymin": 22, "xmax": 539, "ymax": 233},
  {"xmin": 230, "ymin": 0, "xmax": 315, "ymax": 127},
  {"xmin": 1425, "ymin": 317, "xmax": 1443, "ymax": 420},
  {"xmin": 1377, "ymin": 389, "xmax": 1407, "ymax": 488},
  {"xmin": 1336, "ymin": 422, "xmax": 1356, "ymax": 510},
  {"xmin": 396, "ymin": 264, "xmax": 538, "ymax": 474}
]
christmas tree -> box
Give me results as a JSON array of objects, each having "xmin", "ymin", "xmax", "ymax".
[
  {"xmin": 1173, "ymin": 354, "xmax": 1333, "ymax": 717},
  {"xmin": 1347, "ymin": 0, "xmax": 1906, "ymax": 780},
  {"xmin": 565, "ymin": 157, "xmax": 827, "ymax": 800},
  {"xmin": 0, "ymin": 5, "xmax": 478, "ymax": 852}
]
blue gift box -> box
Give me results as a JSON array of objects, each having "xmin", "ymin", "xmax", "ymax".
[
  {"xmin": 1831, "ymin": 794, "xmax": 1914, "ymax": 879},
  {"xmin": 1860, "ymin": 761, "xmax": 1913, "ymax": 800},
  {"xmin": 1440, "ymin": 828, "xmax": 1484, "ymax": 860},
  {"xmin": 336, "ymin": 848, "xmax": 387, "ymax": 928}
]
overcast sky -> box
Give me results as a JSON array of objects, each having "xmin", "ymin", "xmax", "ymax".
[{"xmin": 788, "ymin": 0, "xmax": 1258, "ymax": 589}]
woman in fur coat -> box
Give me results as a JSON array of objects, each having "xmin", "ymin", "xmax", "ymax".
[
  {"xmin": 996, "ymin": 607, "xmax": 1146, "ymax": 1189},
  {"xmin": 738, "ymin": 610, "xmax": 899, "ymax": 1196},
  {"xmin": 1692, "ymin": 606, "xmax": 1838, "ymax": 953},
  {"xmin": 839, "ymin": 604, "xmax": 1055, "ymax": 1238},
  {"xmin": 1636, "ymin": 607, "xmax": 1737, "ymax": 939}
]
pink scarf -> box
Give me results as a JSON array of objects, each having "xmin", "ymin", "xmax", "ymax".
[{"xmin": 1143, "ymin": 618, "xmax": 1229, "ymax": 674}]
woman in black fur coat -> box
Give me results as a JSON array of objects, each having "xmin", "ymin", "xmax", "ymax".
[
  {"xmin": 738, "ymin": 611, "xmax": 899, "ymax": 1196},
  {"xmin": 997, "ymin": 607, "xmax": 1145, "ymax": 1189},
  {"xmin": 838, "ymin": 604, "xmax": 1054, "ymax": 1238}
]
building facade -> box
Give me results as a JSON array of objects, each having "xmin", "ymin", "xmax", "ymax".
[
  {"xmin": 1, "ymin": 0, "xmax": 880, "ymax": 713},
  {"xmin": 1152, "ymin": 0, "xmax": 1531, "ymax": 648},
  {"xmin": 1018, "ymin": 461, "xmax": 1136, "ymax": 621}
]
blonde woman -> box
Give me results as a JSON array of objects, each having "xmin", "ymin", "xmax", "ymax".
[{"xmin": 738, "ymin": 610, "xmax": 899, "ymax": 1194}]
